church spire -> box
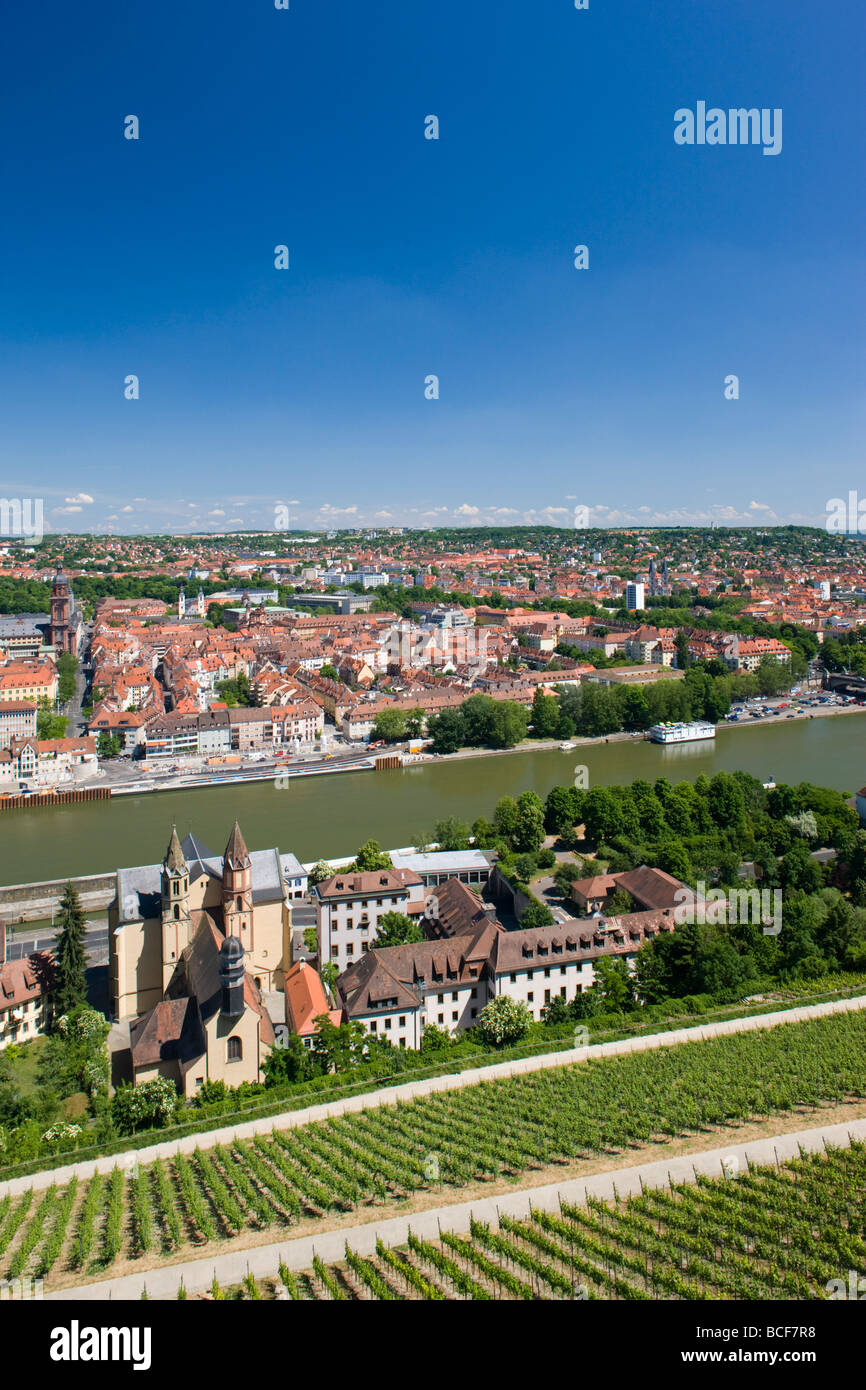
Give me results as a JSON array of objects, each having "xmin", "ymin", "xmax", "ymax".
[
  {"xmin": 164, "ymin": 825, "xmax": 186, "ymax": 875},
  {"xmin": 224, "ymin": 820, "xmax": 250, "ymax": 871}
]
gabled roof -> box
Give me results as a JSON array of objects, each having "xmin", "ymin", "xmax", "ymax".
[
  {"xmin": 0, "ymin": 951, "xmax": 54, "ymax": 1008},
  {"xmin": 285, "ymin": 960, "xmax": 342, "ymax": 1035},
  {"xmin": 615, "ymin": 866, "xmax": 685, "ymax": 911},
  {"xmin": 425, "ymin": 875, "xmax": 500, "ymax": 941},
  {"xmin": 130, "ymin": 996, "xmax": 203, "ymax": 1068}
]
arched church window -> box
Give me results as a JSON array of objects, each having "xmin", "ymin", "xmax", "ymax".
[{"xmin": 227, "ymin": 1036, "xmax": 242, "ymax": 1063}]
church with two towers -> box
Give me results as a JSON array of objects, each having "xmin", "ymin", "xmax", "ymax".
[{"xmin": 109, "ymin": 822, "xmax": 289, "ymax": 1093}]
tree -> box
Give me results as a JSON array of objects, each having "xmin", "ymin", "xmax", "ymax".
[
  {"xmin": 674, "ymin": 631, "xmax": 691, "ymax": 670},
  {"xmin": 97, "ymin": 731, "xmax": 122, "ymax": 759},
  {"xmin": 319, "ymin": 664, "xmax": 339, "ymax": 681},
  {"xmin": 530, "ymin": 688, "xmax": 560, "ymax": 739},
  {"xmin": 513, "ymin": 854, "xmax": 538, "ymax": 883},
  {"xmin": 51, "ymin": 883, "xmax": 88, "ymax": 1022},
  {"xmin": 606, "ymin": 887, "xmax": 635, "ymax": 916},
  {"xmin": 592, "ymin": 957, "xmax": 636, "ymax": 1011},
  {"xmin": 36, "ymin": 698, "xmax": 67, "ymax": 740},
  {"xmin": 404, "ymin": 708, "xmax": 425, "ymax": 739},
  {"xmin": 57, "ymin": 653, "xmax": 78, "ymax": 704},
  {"xmin": 554, "ymin": 861, "xmax": 582, "ymax": 897},
  {"xmin": 372, "ymin": 709, "xmax": 408, "ymax": 743},
  {"xmin": 321, "ymin": 961, "xmax": 339, "ymax": 1000},
  {"xmin": 433, "ymin": 817, "xmax": 471, "ymax": 851},
  {"xmin": 375, "ymin": 911, "xmax": 424, "ymax": 948},
  {"xmin": 519, "ymin": 900, "xmax": 555, "ymax": 929},
  {"xmin": 544, "ymin": 785, "xmax": 575, "ymax": 837},
  {"xmin": 582, "ymin": 787, "xmax": 623, "ymax": 843},
  {"xmin": 420, "ymin": 1023, "xmax": 452, "ymax": 1052},
  {"xmin": 493, "ymin": 796, "xmax": 520, "ymax": 844},
  {"xmin": 353, "ymin": 840, "xmax": 392, "ymax": 871},
  {"xmin": 475, "ymin": 995, "xmax": 532, "ymax": 1047},
  {"xmin": 655, "ymin": 840, "xmax": 693, "ymax": 882},
  {"xmin": 427, "ymin": 707, "xmax": 464, "ymax": 754},
  {"xmin": 513, "ymin": 791, "xmax": 545, "ymax": 854},
  {"xmin": 265, "ymin": 1034, "xmax": 319, "ymax": 1084},
  {"xmin": 311, "ymin": 1016, "xmax": 367, "ymax": 1073},
  {"xmin": 216, "ymin": 672, "xmax": 252, "ymax": 707},
  {"xmin": 540, "ymin": 995, "xmax": 571, "ymax": 1025},
  {"xmin": 620, "ymin": 687, "xmax": 652, "ymax": 731},
  {"xmin": 487, "ymin": 700, "xmax": 528, "ymax": 748},
  {"xmin": 308, "ymin": 860, "xmax": 334, "ymax": 885}
]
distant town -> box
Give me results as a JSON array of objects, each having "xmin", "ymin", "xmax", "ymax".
[{"xmin": 1, "ymin": 524, "xmax": 865, "ymax": 797}]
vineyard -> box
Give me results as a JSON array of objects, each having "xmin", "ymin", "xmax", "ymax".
[
  {"xmin": 1, "ymin": 1010, "xmax": 865, "ymax": 1291},
  {"xmin": 175, "ymin": 1142, "xmax": 866, "ymax": 1301}
]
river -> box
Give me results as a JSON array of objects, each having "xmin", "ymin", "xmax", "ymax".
[{"xmin": 0, "ymin": 715, "xmax": 863, "ymax": 884}]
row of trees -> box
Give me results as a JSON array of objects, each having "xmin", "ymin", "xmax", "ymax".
[{"xmin": 426, "ymin": 694, "xmax": 529, "ymax": 753}]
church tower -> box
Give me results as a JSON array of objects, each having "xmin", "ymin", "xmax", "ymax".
[
  {"xmin": 178, "ymin": 590, "xmax": 187, "ymax": 619},
  {"xmin": 222, "ymin": 820, "xmax": 253, "ymax": 945},
  {"xmin": 161, "ymin": 826, "xmax": 192, "ymax": 993},
  {"xmin": 49, "ymin": 571, "xmax": 72, "ymax": 653},
  {"xmin": 196, "ymin": 587, "xmax": 206, "ymax": 618}
]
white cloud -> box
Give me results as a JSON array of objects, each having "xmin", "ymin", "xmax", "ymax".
[
  {"xmin": 64, "ymin": 492, "xmax": 93, "ymax": 505},
  {"xmin": 121, "ymin": 505, "xmax": 134, "ymax": 513},
  {"xmin": 209, "ymin": 509, "xmax": 225, "ymax": 517},
  {"xmin": 55, "ymin": 505, "xmax": 82, "ymax": 514},
  {"xmin": 454, "ymin": 504, "xmax": 480, "ymax": 516}
]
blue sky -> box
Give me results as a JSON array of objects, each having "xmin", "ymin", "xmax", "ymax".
[{"xmin": 0, "ymin": 0, "xmax": 863, "ymax": 535}]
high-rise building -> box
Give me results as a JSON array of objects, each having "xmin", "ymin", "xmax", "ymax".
[{"xmin": 625, "ymin": 581, "xmax": 645, "ymax": 611}]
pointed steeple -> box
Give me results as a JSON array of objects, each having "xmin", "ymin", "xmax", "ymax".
[
  {"xmin": 224, "ymin": 820, "xmax": 250, "ymax": 871},
  {"xmin": 164, "ymin": 825, "xmax": 186, "ymax": 874}
]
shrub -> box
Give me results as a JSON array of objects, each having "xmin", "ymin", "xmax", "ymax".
[
  {"xmin": 476, "ymin": 996, "xmax": 532, "ymax": 1048},
  {"xmin": 112, "ymin": 1078, "xmax": 179, "ymax": 1135}
]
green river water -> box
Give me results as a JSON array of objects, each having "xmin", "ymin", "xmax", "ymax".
[{"xmin": 0, "ymin": 714, "xmax": 863, "ymax": 884}]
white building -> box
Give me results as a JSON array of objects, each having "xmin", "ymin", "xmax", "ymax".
[
  {"xmin": 280, "ymin": 853, "xmax": 309, "ymax": 900},
  {"xmin": 315, "ymin": 868, "xmax": 425, "ymax": 974},
  {"xmin": 625, "ymin": 582, "xmax": 645, "ymax": 611}
]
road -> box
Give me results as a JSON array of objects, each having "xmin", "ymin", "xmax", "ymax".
[
  {"xmin": 60, "ymin": 624, "xmax": 93, "ymax": 736},
  {"xmin": 3, "ymin": 921, "xmax": 108, "ymax": 965}
]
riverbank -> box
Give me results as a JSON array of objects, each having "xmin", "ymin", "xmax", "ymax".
[
  {"xmin": 73, "ymin": 696, "xmax": 865, "ymax": 800},
  {"xmin": 1, "ymin": 710, "xmax": 863, "ymax": 883}
]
